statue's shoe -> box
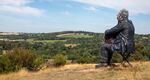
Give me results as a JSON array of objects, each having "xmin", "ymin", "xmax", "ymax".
[{"xmin": 95, "ymin": 63, "xmax": 108, "ymax": 68}]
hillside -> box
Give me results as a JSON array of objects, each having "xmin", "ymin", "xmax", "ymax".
[
  {"xmin": 0, "ymin": 31, "xmax": 150, "ymax": 80},
  {"xmin": 0, "ymin": 61, "xmax": 150, "ymax": 80}
]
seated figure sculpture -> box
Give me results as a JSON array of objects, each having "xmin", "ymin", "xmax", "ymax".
[{"xmin": 96, "ymin": 9, "xmax": 135, "ymax": 68}]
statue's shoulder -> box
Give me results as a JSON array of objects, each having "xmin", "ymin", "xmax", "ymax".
[{"xmin": 128, "ymin": 19, "xmax": 132, "ymax": 22}]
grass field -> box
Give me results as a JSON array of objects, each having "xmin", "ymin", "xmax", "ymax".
[
  {"xmin": 0, "ymin": 61, "xmax": 150, "ymax": 80},
  {"xmin": 57, "ymin": 33, "xmax": 93, "ymax": 38}
]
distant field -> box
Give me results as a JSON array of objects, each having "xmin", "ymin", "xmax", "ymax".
[
  {"xmin": 1, "ymin": 61, "xmax": 150, "ymax": 80},
  {"xmin": 33, "ymin": 40, "xmax": 66, "ymax": 43},
  {"xmin": 64, "ymin": 44, "xmax": 79, "ymax": 48},
  {"xmin": 0, "ymin": 38, "xmax": 66, "ymax": 43},
  {"xmin": 57, "ymin": 33, "xmax": 93, "ymax": 38}
]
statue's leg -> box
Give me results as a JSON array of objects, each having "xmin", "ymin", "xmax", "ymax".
[
  {"xmin": 107, "ymin": 50, "xmax": 113, "ymax": 65},
  {"xmin": 95, "ymin": 43, "xmax": 113, "ymax": 68},
  {"xmin": 100, "ymin": 43, "xmax": 113, "ymax": 65}
]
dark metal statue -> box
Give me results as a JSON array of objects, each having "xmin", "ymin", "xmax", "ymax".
[{"xmin": 96, "ymin": 9, "xmax": 135, "ymax": 68}]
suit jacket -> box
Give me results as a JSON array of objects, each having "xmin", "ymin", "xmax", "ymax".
[{"xmin": 105, "ymin": 19, "xmax": 135, "ymax": 53}]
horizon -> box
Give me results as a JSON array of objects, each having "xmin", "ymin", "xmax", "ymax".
[
  {"xmin": 0, "ymin": 0, "xmax": 150, "ymax": 34},
  {"xmin": 0, "ymin": 30, "xmax": 149, "ymax": 35}
]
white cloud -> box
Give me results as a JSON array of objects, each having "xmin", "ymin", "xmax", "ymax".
[
  {"xmin": 0, "ymin": 5, "xmax": 44, "ymax": 16},
  {"xmin": 84, "ymin": 6, "xmax": 97, "ymax": 11},
  {"xmin": 0, "ymin": 0, "xmax": 30, "ymax": 6},
  {"xmin": 72, "ymin": 0, "xmax": 150, "ymax": 15},
  {"xmin": 0, "ymin": 0, "xmax": 44, "ymax": 16}
]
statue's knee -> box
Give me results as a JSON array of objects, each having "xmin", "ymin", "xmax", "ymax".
[
  {"xmin": 102, "ymin": 43, "xmax": 108, "ymax": 48},
  {"xmin": 101, "ymin": 44, "xmax": 108, "ymax": 50},
  {"xmin": 101, "ymin": 43, "xmax": 112, "ymax": 50},
  {"xmin": 101, "ymin": 44, "xmax": 106, "ymax": 49}
]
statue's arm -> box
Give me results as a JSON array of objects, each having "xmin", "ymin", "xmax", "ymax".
[{"xmin": 105, "ymin": 23, "xmax": 124, "ymax": 35}]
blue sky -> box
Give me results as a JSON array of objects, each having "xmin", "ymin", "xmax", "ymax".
[{"xmin": 0, "ymin": 0, "xmax": 150, "ymax": 34}]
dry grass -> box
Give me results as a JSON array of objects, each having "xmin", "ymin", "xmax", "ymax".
[
  {"xmin": 0, "ymin": 69, "xmax": 29, "ymax": 80},
  {"xmin": 0, "ymin": 61, "xmax": 150, "ymax": 80}
]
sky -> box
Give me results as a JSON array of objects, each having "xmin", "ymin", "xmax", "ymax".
[{"xmin": 0, "ymin": 0, "xmax": 150, "ymax": 34}]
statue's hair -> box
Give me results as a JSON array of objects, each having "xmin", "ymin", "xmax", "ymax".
[{"xmin": 118, "ymin": 9, "xmax": 129, "ymax": 19}]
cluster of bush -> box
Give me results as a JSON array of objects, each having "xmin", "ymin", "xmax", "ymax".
[
  {"xmin": 0, "ymin": 48, "xmax": 69, "ymax": 73},
  {"xmin": 0, "ymin": 48, "xmax": 44, "ymax": 73},
  {"xmin": 0, "ymin": 43, "xmax": 149, "ymax": 74}
]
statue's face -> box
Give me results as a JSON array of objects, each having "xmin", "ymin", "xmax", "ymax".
[{"xmin": 117, "ymin": 13, "xmax": 123, "ymax": 21}]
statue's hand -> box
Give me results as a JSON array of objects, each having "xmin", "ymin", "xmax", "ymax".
[
  {"xmin": 105, "ymin": 38, "xmax": 112, "ymax": 44},
  {"xmin": 104, "ymin": 29, "xmax": 113, "ymax": 44}
]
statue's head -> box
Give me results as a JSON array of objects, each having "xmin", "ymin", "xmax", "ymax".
[{"xmin": 117, "ymin": 9, "xmax": 129, "ymax": 21}]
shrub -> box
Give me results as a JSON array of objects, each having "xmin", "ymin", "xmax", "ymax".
[
  {"xmin": 67, "ymin": 53, "xmax": 78, "ymax": 63},
  {"xmin": 0, "ymin": 48, "xmax": 44, "ymax": 73},
  {"xmin": 6, "ymin": 48, "xmax": 30, "ymax": 71},
  {"xmin": 0, "ymin": 55, "xmax": 12, "ymax": 73},
  {"xmin": 27, "ymin": 55, "xmax": 44, "ymax": 71},
  {"xmin": 111, "ymin": 52, "xmax": 122, "ymax": 63},
  {"xmin": 53, "ymin": 54, "xmax": 66, "ymax": 67},
  {"xmin": 130, "ymin": 51, "xmax": 145, "ymax": 61},
  {"xmin": 77, "ymin": 52, "xmax": 93, "ymax": 63},
  {"xmin": 143, "ymin": 49, "xmax": 150, "ymax": 60}
]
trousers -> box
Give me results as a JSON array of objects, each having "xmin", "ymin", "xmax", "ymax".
[{"xmin": 100, "ymin": 43, "xmax": 113, "ymax": 65}]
